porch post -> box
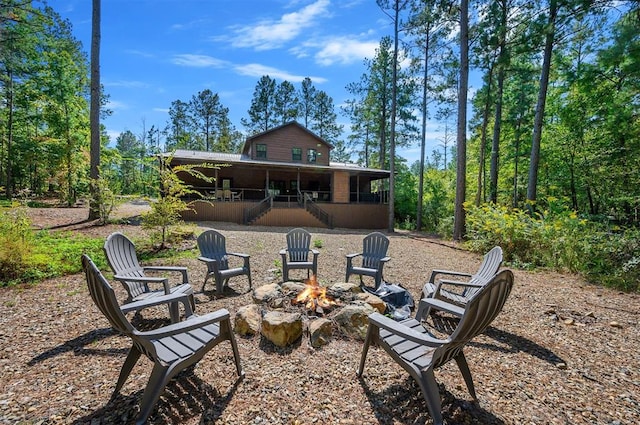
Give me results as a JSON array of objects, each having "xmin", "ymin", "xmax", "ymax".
[
  {"xmin": 357, "ymin": 174, "xmax": 360, "ymax": 203},
  {"xmin": 265, "ymin": 169, "xmax": 269, "ymax": 196}
]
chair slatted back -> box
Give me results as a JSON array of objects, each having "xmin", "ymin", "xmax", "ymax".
[
  {"xmin": 197, "ymin": 230, "xmax": 230, "ymax": 270},
  {"xmin": 463, "ymin": 246, "xmax": 503, "ymax": 299},
  {"xmin": 82, "ymin": 254, "xmax": 135, "ymax": 336},
  {"xmin": 433, "ymin": 269, "xmax": 513, "ymax": 368},
  {"xmin": 103, "ymin": 232, "xmax": 148, "ymax": 299},
  {"xmin": 286, "ymin": 228, "xmax": 312, "ymax": 262},
  {"xmin": 361, "ymin": 232, "xmax": 389, "ymax": 269}
]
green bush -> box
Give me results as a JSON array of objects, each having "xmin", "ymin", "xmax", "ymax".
[
  {"xmin": 464, "ymin": 202, "xmax": 639, "ymax": 292},
  {"xmin": 0, "ymin": 209, "xmax": 106, "ymax": 286},
  {"xmin": 0, "ymin": 209, "xmax": 33, "ymax": 283}
]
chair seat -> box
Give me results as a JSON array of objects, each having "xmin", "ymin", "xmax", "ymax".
[
  {"xmin": 152, "ymin": 322, "xmax": 221, "ymax": 364},
  {"xmin": 350, "ymin": 266, "xmax": 378, "ymax": 276},
  {"xmin": 286, "ymin": 261, "xmax": 315, "ymax": 270},
  {"xmin": 131, "ymin": 283, "xmax": 193, "ymax": 303},
  {"xmin": 379, "ymin": 318, "xmax": 437, "ymax": 370},
  {"xmin": 217, "ymin": 267, "xmax": 249, "ymax": 279}
]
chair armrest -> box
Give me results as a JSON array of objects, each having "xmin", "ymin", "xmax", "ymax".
[
  {"xmin": 346, "ymin": 253, "xmax": 361, "ymax": 259},
  {"xmin": 417, "ymin": 297, "xmax": 465, "ymax": 318},
  {"xmin": 368, "ymin": 312, "xmax": 447, "ymax": 346},
  {"xmin": 114, "ymin": 275, "xmax": 170, "ymax": 293},
  {"xmin": 438, "ymin": 278, "xmax": 485, "ymax": 288},
  {"xmin": 379, "ymin": 256, "xmax": 391, "ymax": 263},
  {"xmin": 311, "ymin": 249, "xmax": 320, "ymax": 256},
  {"xmin": 428, "ymin": 269, "xmax": 472, "ymax": 283},
  {"xmin": 143, "ymin": 265, "xmax": 189, "ymax": 284},
  {"xmin": 137, "ymin": 308, "xmax": 231, "ymax": 338},
  {"xmin": 120, "ymin": 292, "xmax": 194, "ymax": 317},
  {"xmin": 229, "ymin": 252, "xmax": 250, "ymax": 259},
  {"xmin": 279, "ymin": 249, "xmax": 287, "ymax": 256},
  {"xmin": 198, "ymin": 256, "xmax": 217, "ymax": 264}
]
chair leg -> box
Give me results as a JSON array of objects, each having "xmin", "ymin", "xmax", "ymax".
[
  {"xmin": 136, "ymin": 363, "xmax": 171, "ymax": 425},
  {"xmin": 357, "ymin": 324, "xmax": 376, "ymax": 377},
  {"xmin": 454, "ymin": 351, "xmax": 477, "ymax": 400},
  {"xmin": 215, "ymin": 274, "xmax": 224, "ymax": 295},
  {"xmin": 202, "ymin": 271, "xmax": 211, "ymax": 292},
  {"xmin": 168, "ymin": 302, "xmax": 180, "ymax": 323},
  {"xmin": 419, "ymin": 368, "xmax": 444, "ymax": 425},
  {"xmin": 224, "ymin": 320, "xmax": 244, "ymax": 377},
  {"xmin": 112, "ymin": 346, "xmax": 142, "ymax": 399}
]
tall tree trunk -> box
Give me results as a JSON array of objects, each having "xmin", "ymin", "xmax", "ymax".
[
  {"xmin": 475, "ymin": 63, "xmax": 494, "ymax": 207},
  {"xmin": 88, "ymin": 0, "xmax": 101, "ymax": 220},
  {"xmin": 5, "ymin": 71, "xmax": 13, "ymax": 198},
  {"xmin": 527, "ymin": 0, "xmax": 557, "ymax": 210},
  {"xmin": 388, "ymin": 0, "xmax": 401, "ymax": 233},
  {"xmin": 489, "ymin": 0, "xmax": 508, "ymax": 204},
  {"xmin": 453, "ymin": 0, "xmax": 469, "ymax": 240},
  {"xmin": 417, "ymin": 23, "xmax": 431, "ymax": 231},
  {"xmin": 490, "ymin": 61, "xmax": 505, "ymax": 203}
]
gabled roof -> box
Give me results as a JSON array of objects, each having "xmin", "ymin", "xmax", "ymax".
[{"xmin": 241, "ymin": 121, "xmax": 333, "ymax": 155}]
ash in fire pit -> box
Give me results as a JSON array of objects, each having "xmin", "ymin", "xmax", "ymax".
[{"xmin": 292, "ymin": 275, "xmax": 339, "ymax": 315}]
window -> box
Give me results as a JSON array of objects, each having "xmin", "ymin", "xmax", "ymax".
[
  {"xmin": 307, "ymin": 148, "xmax": 317, "ymax": 163},
  {"xmin": 256, "ymin": 144, "xmax": 267, "ymax": 159},
  {"xmin": 292, "ymin": 147, "xmax": 302, "ymax": 161}
]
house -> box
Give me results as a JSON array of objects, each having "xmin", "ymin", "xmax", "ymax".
[{"xmin": 169, "ymin": 121, "xmax": 390, "ymax": 229}]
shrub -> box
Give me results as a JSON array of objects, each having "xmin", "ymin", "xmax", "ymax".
[
  {"xmin": 0, "ymin": 209, "xmax": 33, "ymax": 284},
  {"xmin": 465, "ymin": 202, "xmax": 640, "ymax": 292}
]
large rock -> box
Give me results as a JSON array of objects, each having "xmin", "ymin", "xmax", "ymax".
[
  {"xmin": 308, "ymin": 318, "xmax": 333, "ymax": 348},
  {"xmin": 261, "ymin": 311, "xmax": 303, "ymax": 347},
  {"xmin": 252, "ymin": 283, "xmax": 283, "ymax": 304},
  {"xmin": 234, "ymin": 304, "xmax": 262, "ymax": 336},
  {"xmin": 334, "ymin": 303, "xmax": 376, "ymax": 340},
  {"xmin": 330, "ymin": 281, "xmax": 362, "ymax": 294},
  {"xmin": 354, "ymin": 292, "xmax": 386, "ymax": 313},
  {"xmin": 282, "ymin": 281, "xmax": 306, "ymax": 295}
]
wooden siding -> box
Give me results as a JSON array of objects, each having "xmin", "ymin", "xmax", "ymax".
[
  {"xmin": 248, "ymin": 125, "xmax": 330, "ymax": 165},
  {"xmin": 333, "ymin": 171, "xmax": 350, "ymax": 203},
  {"xmin": 182, "ymin": 201, "xmax": 389, "ymax": 230}
]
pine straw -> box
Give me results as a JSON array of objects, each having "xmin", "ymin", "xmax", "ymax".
[{"xmin": 1, "ymin": 205, "xmax": 638, "ymax": 424}]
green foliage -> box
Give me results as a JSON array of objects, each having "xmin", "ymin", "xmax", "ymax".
[
  {"xmin": 313, "ymin": 239, "xmax": 323, "ymax": 249},
  {"xmin": 89, "ymin": 176, "xmax": 116, "ymax": 225},
  {"xmin": 142, "ymin": 154, "xmax": 216, "ymax": 247},
  {"xmin": 465, "ymin": 202, "xmax": 639, "ymax": 291},
  {"xmin": 0, "ymin": 209, "xmax": 105, "ymax": 286},
  {"xmin": 0, "ymin": 209, "xmax": 33, "ymax": 283}
]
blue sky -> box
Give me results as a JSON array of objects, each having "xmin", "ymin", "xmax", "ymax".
[{"xmin": 52, "ymin": 0, "xmax": 446, "ymax": 164}]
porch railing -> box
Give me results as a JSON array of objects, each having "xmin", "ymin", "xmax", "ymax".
[
  {"xmin": 243, "ymin": 195, "xmax": 273, "ymax": 224},
  {"xmin": 303, "ymin": 193, "xmax": 332, "ymax": 228}
]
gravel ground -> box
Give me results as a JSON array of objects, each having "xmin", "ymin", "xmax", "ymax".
[{"xmin": 0, "ymin": 203, "xmax": 638, "ymax": 424}]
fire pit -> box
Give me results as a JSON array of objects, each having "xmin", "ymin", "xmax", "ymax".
[{"xmin": 292, "ymin": 275, "xmax": 339, "ymax": 315}]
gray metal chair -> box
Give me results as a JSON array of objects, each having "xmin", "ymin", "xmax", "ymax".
[
  {"xmin": 81, "ymin": 254, "xmax": 243, "ymax": 425},
  {"xmin": 345, "ymin": 232, "xmax": 390, "ymax": 290},
  {"xmin": 279, "ymin": 228, "xmax": 319, "ymax": 281},
  {"xmin": 103, "ymin": 232, "xmax": 195, "ymax": 323},
  {"xmin": 358, "ymin": 269, "xmax": 514, "ymax": 425},
  {"xmin": 420, "ymin": 246, "xmax": 503, "ymax": 308},
  {"xmin": 197, "ymin": 229, "xmax": 252, "ymax": 295}
]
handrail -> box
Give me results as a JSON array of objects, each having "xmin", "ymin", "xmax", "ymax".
[
  {"xmin": 243, "ymin": 195, "xmax": 273, "ymax": 224},
  {"xmin": 303, "ymin": 196, "xmax": 332, "ymax": 228}
]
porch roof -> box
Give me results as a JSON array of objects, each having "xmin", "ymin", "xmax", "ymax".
[{"xmin": 167, "ymin": 149, "xmax": 390, "ymax": 179}]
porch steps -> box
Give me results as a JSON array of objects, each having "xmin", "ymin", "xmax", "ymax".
[{"xmin": 252, "ymin": 207, "xmax": 328, "ymax": 228}]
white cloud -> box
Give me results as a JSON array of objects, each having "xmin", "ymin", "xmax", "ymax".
[
  {"xmin": 106, "ymin": 100, "xmax": 128, "ymax": 110},
  {"xmin": 104, "ymin": 80, "xmax": 150, "ymax": 89},
  {"xmin": 222, "ymin": 0, "xmax": 330, "ymax": 50},
  {"xmin": 234, "ymin": 63, "xmax": 327, "ymax": 83},
  {"xmin": 313, "ymin": 36, "xmax": 379, "ymax": 66},
  {"xmin": 152, "ymin": 108, "xmax": 170, "ymax": 113},
  {"xmin": 124, "ymin": 49, "xmax": 155, "ymax": 58},
  {"xmin": 171, "ymin": 54, "xmax": 229, "ymax": 68}
]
